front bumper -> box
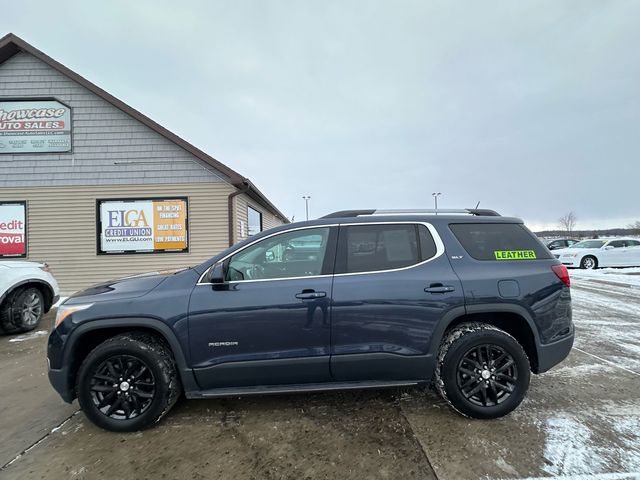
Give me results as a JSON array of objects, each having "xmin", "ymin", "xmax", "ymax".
[
  {"xmin": 560, "ymin": 256, "xmax": 580, "ymax": 267},
  {"xmin": 537, "ymin": 332, "xmax": 575, "ymax": 373},
  {"xmin": 48, "ymin": 366, "xmax": 75, "ymax": 403}
]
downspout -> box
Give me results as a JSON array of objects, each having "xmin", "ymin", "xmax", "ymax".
[{"xmin": 227, "ymin": 180, "xmax": 251, "ymax": 247}]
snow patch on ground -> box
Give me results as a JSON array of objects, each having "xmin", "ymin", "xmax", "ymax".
[
  {"xmin": 570, "ymin": 267, "xmax": 640, "ymax": 288},
  {"xmin": 542, "ymin": 412, "xmax": 640, "ymax": 477},
  {"xmin": 8, "ymin": 330, "xmax": 48, "ymax": 343}
]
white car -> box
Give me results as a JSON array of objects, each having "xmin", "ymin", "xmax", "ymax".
[
  {"xmin": 0, "ymin": 261, "xmax": 60, "ymax": 334},
  {"xmin": 553, "ymin": 238, "xmax": 640, "ymax": 269}
]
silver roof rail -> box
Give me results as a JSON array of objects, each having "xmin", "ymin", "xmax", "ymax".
[{"xmin": 321, "ymin": 208, "xmax": 501, "ymax": 218}]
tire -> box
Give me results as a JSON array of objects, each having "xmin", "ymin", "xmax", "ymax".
[
  {"xmin": 580, "ymin": 256, "xmax": 598, "ymax": 270},
  {"xmin": 76, "ymin": 332, "xmax": 181, "ymax": 432},
  {"xmin": 0, "ymin": 287, "xmax": 45, "ymax": 335},
  {"xmin": 435, "ymin": 323, "xmax": 530, "ymax": 419}
]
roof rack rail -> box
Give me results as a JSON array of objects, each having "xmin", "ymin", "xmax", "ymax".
[{"xmin": 321, "ymin": 208, "xmax": 501, "ymax": 218}]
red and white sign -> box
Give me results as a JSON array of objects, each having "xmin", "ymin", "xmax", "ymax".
[
  {"xmin": 0, "ymin": 203, "xmax": 26, "ymax": 257},
  {"xmin": 0, "ymin": 100, "xmax": 71, "ymax": 153}
]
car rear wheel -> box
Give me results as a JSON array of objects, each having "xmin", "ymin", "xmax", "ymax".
[
  {"xmin": 0, "ymin": 287, "xmax": 44, "ymax": 334},
  {"xmin": 580, "ymin": 256, "xmax": 597, "ymax": 269},
  {"xmin": 435, "ymin": 323, "xmax": 530, "ymax": 419},
  {"xmin": 76, "ymin": 332, "xmax": 181, "ymax": 432}
]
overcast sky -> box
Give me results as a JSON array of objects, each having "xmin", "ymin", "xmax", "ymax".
[{"xmin": 3, "ymin": 1, "xmax": 638, "ymax": 230}]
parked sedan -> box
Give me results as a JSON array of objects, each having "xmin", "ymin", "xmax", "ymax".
[
  {"xmin": 545, "ymin": 238, "xmax": 579, "ymax": 251},
  {"xmin": 554, "ymin": 238, "xmax": 640, "ymax": 269}
]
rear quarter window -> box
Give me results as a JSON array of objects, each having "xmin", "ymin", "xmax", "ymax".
[{"xmin": 449, "ymin": 223, "xmax": 552, "ymax": 261}]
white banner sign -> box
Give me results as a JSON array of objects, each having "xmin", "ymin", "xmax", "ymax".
[
  {"xmin": 0, "ymin": 100, "xmax": 71, "ymax": 153},
  {"xmin": 99, "ymin": 199, "xmax": 188, "ymax": 254}
]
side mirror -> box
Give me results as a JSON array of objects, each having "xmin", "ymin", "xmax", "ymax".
[
  {"xmin": 548, "ymin": 245, "xmax": 557, "ymax": 250},
  {"xmin": 207, "ymin": 262, "xmax": 226, "ymax": 284}
]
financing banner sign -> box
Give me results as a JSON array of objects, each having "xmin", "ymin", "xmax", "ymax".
[
  {"xmin": 0, "ymin": 202, "xmax": 27, "ymax": 257},
  {"xmin": 98, "ymin": 199, "xmax": 188, "ymax": 254},
  {"xmin": 0, "ymin": 100, "xmax": 71, "ymax": 153}
]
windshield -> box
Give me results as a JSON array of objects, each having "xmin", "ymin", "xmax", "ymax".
[{"xmin": 571, "ymin": 240, "xmax": 606, "ymax": 249}]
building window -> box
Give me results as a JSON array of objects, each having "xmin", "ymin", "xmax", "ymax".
[{"xmin": 247, "ymin": 206, "xmax": 262, "ymax": 236}]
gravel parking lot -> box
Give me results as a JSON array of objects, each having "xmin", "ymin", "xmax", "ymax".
[{"xmin": 1, "ymin": 274, "xmax": 639, "ymax": 480}]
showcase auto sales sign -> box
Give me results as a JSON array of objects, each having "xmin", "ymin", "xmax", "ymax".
[
  {"xmin": 0, "ymin": 203, "xmax": 26, "ymax": 257},
  {"xmin": 0, "ymin": 100, "xmax": 71, "ymax": 153}
]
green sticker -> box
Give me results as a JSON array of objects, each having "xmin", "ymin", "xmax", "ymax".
[{"xmin": 494, "ymin": 250, "xmax": 537, "ymax": 260}]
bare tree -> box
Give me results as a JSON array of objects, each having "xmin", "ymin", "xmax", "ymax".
[
  {"xmin": 628, "ymin": 220, "xmax": 640, "ymax": 235},
  {"xmin": 558, "ymin": 212, "xmax": 577, "ymax": 235}
]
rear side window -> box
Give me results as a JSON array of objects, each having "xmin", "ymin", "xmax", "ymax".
[
  {"xmin": 450, "ymin": 223, "xmax": 552, "ymax": 261},
  {"xmin": 336, "ymin": 224, "xmax": 437, "ymax": 274}
]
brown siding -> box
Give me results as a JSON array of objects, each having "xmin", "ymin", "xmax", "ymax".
[
  {"xmin": 233, "ymin": 193, "xmax": 285, "ymax": 244},
  {"xmin": 0, "ymin": 183, "xmax": 234, "ymax": 294}
]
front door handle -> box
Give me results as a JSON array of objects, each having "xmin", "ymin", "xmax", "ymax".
[
  {"xmin": 424, "ymin": 283, "xmax": 455, "ymax": 294},
  {"xmin": 295, "ymin": 290, "xmax": 327, "ymax": 300}
]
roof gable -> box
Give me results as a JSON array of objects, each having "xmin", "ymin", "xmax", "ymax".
[{"xmin": 0, "ymin": 33, "xmax": 287, "ymax": 222}]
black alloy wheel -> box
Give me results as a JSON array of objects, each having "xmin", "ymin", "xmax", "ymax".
[
  {"xmin": 77, "ymin": 333, "xmax": 181, "ymax": 432},
  {"xmin": 89, "ymin": 355, "xmax": 156, "ymax": 420},
  {"xmin": 435, "ymin": 323, "xmax": 530, "ymax": 419},
  {"xmin": 456, "ymin": 344, "xmax": 517, "ymax": 407}
]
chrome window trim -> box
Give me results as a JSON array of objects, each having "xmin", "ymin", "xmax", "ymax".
[{"xmin": 197, "ymin": 221, "xmax": 444, "ymax": 285}]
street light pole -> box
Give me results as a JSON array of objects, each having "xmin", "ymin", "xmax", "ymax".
[
  {"xmin": 432, "ymin": 192, "xmax": 441, "ymax": 213},
  {"xmin": 302, "ymin": 196, "xmax": 311, "ymax": 220}
]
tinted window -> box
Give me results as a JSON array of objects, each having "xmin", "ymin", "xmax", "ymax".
[
  {"xmin": 450, "ymin": 223, "xmax": 552, "ymax": 261},
  {"xmin": 337, "ymin": 224, "xmax": 422, "ymax": 274},
  {"xmin": 227, "ymin": 227, "xmax": 330, "ymax": 281},
  {"xmin": 627, "ymin": 240, "xmax": 640, "ymax": 247},
  {"xmin": 608, "ymin": 240, "xmax": 625, "ymax": 248},
  {"xmin": 419, "ymin": 225, "xmax": 437, "ymax": 260}
]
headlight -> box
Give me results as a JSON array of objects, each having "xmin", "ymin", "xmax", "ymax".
[{"xmin": 54, "ymin": 304, "xmax": 93, "ymax": 328}]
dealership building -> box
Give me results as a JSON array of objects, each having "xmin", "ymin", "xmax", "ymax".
[{"xmin": 0, "ymin": 34, "xmax": 288, "ymax": 294}]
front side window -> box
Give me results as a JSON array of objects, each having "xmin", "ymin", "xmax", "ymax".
[
  {"xmin": 336, "ymin": 224, "xmax": 434, "ymax": 274},
  {"xmin": 572, "ymin": 240, "xmax": 606, "ymax": 249},
  {"xmin": 226, "ymin": 227, "xmax": 330, "ymax": 281},
  {"xmin": 247, "ymin": 206, "xmax": 262, "ymax": 236}
]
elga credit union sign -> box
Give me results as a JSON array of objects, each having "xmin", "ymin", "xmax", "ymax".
[
  {"xmin": 0, "ymin": 100, "xmax": 71, "ymax": 153},
  {"xmin": 0, "ymin": 202, "xmax": 27, "ymax": 257},
  {"xmin": 98, "ymin": 199, "xmax": 188, "ymax": 254}
]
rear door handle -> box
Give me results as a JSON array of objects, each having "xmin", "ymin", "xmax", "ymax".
[
  {"xmin": 295, "ymin": 290, "xmax": 327, "ymax": 300},
  {"xmin": 424, "ymin": 284, "xmax": 455, "ymax": 294}
]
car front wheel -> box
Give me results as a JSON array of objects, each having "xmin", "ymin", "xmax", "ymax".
[
  {"xmin": 580, "ymin": 256, "xmax": 598, "ymax": 269},
  {"xmin": 435, "ymin": 323, "xmax": 530, "ymax": 419},
  {"xmin": 76, "ymin": 332, "xmax": 181, "ymax": 432},
  {"xmin": 0, "ymin": 287, "xmax": 44, "ymax": 334}
]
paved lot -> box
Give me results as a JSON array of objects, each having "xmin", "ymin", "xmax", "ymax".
[{"xmin": 1, "ymin": 275, "xmax": 639, "ymax": 480}]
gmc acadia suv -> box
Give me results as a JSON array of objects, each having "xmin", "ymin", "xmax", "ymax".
[{"xmin": 48, "ymin": 209, "xmax": 574, "ymax": 432}]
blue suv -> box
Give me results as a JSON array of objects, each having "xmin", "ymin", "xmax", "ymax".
[{"xmin": 48, "ymin": 209, "xmax": 574, "ymax": 431}]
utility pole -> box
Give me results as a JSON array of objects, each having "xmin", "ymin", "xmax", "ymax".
[
  {"xmin": 432, "ymin": 192, "xmax": 441, "ymax": 214},
  {"xmin": 302, "ymin": 196, "xmax": 311, "ymax": 220}
]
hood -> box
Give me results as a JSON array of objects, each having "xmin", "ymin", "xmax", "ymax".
[{"xmin": 66, "ymin": 267, "xmax": 189, "ymax": 304}]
